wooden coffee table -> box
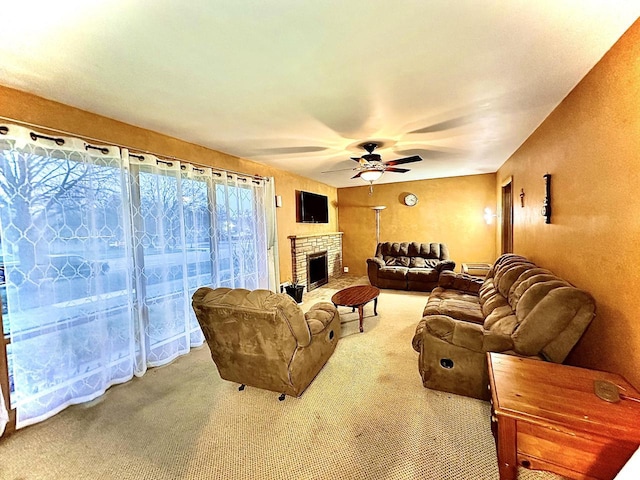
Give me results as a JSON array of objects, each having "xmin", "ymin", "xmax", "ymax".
[
  {"xmin": 331, "ymin": 285, "xmax": 380, "ymax": 333},
  {"xmin": 488, "ymin": 352, "xmax": 640, "ymax": 480}
]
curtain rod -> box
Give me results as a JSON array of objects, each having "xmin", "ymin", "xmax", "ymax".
[{"xmin": 0, "ymin": 115, "xmax": 269, "ymax": 182}]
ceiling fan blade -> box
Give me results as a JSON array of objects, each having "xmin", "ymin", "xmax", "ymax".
[
  {"xmin": 321, "ymin": 167, "xmax": 359, "ymax": 174},
  {"xmin": 254, "ymin": 146, "xmax": 329, "ymax": 155},
  {"xmin": 363, "ymin": 153, "xmax": 382, "ymax": 162},
  {"xmin": 384, "ymin": 155, "xmax": 422, "ymax": 166},
  {"xmin": 385, "ymin": 167, "xmax": 410, "ymax": 173},
  {"xmin": 393, "ymin": 147, "xmax": 464, "ymax": 159},
  {"xmin": 351, "ymin": 157, "xmax": 362, "ymax": 162},
  {"xmin": 407, "ymin": 115, "xmax": 473, "ymax": 134},
  {"xmin": 351, "ymin": 172, "xmax": 363, "ymax": 179}
]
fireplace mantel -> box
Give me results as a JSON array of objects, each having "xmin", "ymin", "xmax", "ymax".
[
  {"xmin": 288, "ymin": 232, "xmax": 343, "ymax": 240},
  {"xmin": 289, "ymin": 232, "xmax": 343, "ymax": 290}
]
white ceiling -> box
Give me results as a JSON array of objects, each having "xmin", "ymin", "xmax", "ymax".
[{"xmin": 0, "ymin": 1, "xmax": 638, "ymax": 188}]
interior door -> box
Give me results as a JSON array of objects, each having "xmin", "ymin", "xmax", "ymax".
[{"xmin": 501, "ymin": 179, "xmax": 513, "ymax": 254}]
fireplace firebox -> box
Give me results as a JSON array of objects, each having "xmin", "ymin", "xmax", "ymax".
[{"xmin": 307, "ymin": 251, "xmax": 328, "ymax": 291}]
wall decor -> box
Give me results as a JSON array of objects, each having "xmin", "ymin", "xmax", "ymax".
[
  {"xmin": 541, "ymin": 173, "xmax": 552, "ymax": 224},
  {"xmin": 520, "ymin": 188, "xmax": 525, "ymax": 207},
  {"xmin": 403, "ymin": 193, "xmax": 418, "ymax": 206}
]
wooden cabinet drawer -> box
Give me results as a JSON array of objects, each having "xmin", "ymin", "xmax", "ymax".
[{"xmin": 517, "ymin": 422, "xmax": 637, "ymax": 479}]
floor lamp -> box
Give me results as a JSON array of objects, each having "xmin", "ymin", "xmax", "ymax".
[{"xmin": 371, "ymin": 206, "xmax": 386, "ymax": 244}]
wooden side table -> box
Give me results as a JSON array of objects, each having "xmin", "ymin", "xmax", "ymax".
[{"xmin": 487, "ymin": 352, "xmax": 640, "ymax": 480}]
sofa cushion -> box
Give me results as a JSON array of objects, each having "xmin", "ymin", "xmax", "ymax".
[
  {"xmin": 484, "ymin": 308, "xmax": 518, "ymax": 336},
  {"xmin": 378, "ymin": 266, "xmax": 409, "ymax": 280},
  {"xmin": 380, "ymin": 242, "xmax": 409, "ymax": 256},
  {"xmin": 384, "ymin": 255, "xmax": 410, "ymax": 267},
  {"xmin": 410, "ymin": 257, "xmax": 426, "ymax": 268},
  {"xmin": 510, "ymin": 272, "xmax": 565, "ymax": 307},
  {"xmin": 423, "ymin": 291, "xmax": 484, "ymax": 324},
  {"xmin": 410, "ymin": 257, "xmax": 444, "ymax": 269},
  {"xmin": 430, "ymin": 287, "xmax": 479, "ymax": 304},
  {"xmin": 481, "ymin": 291, "xmax": 509, "ymax": 317},
  {"xmin": 439, "ymin": 271, "xmax": 483, "ymax": 294},
  {"xmin": 496, "ymin": 263, "xmax": 533, "ymax": 298},
  {"xmin": 513, "ymin": 285, "xmax": 595, "ymax": 360},
  {"xmin": 407, "ymin": 268, "xmax": 439, "ymax": 283},
  {"xmin": 407, "ymin": 241, "xmax": 448, "ymax": 259}
]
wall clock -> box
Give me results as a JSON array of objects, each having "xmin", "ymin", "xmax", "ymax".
[{"xmin": 404, "ymin": 193, "xmax": 418, "ymax": 206}]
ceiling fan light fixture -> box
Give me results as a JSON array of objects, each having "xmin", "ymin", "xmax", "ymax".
[{"xmin": 360, "ymin": 169, "xmax": 383, "ymax": 183}]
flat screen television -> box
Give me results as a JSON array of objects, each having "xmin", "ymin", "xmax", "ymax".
[{"xmin": 298, "ymin": 190, "xmax": 329, "ymax": 223}]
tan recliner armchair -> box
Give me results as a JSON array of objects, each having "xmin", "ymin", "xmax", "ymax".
[{"xmin": 192, "ymin": 287, "xmax": 340, "ymax": 398}]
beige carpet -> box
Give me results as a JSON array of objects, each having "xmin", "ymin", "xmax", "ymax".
[{"xmin": 0, "ymin": 276, "xmax": 563, "ymax": 479}]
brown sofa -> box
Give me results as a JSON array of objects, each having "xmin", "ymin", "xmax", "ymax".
[
  {"xmin": 367, "ymin": 242, "xmax": 455, "ymax": 291},
  {"xmin": 412, "ymin": 253, "xmax": 596, "ymax": 399},
  {"xmin": 192, "ymin": 287, "xmax": 340, "ymax": 398}
]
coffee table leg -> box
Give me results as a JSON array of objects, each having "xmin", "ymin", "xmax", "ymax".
[
  {"xmin": 374, "ymin": 298, "xmax": 378, "ymax": 316},
  {"xmin": 358, "ymin": 304, "xmax": 364, "ymax": 333}
]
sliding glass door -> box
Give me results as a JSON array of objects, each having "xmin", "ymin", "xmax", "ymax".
[
  {"xmin": 0, "ymin": 125, "xmax": 272, "ymax": 429},
  {"xmin": 0, "ymin": 130, "xmax": 134, "ymax": 427},
  {"xmin": 213, "ymin": 174, "xmax": 267, "ymax": 291}
]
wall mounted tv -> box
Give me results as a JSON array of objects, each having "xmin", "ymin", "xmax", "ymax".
[{"xmin": 298, "ymin": 190, "xmax": 329, "ymax": 223}]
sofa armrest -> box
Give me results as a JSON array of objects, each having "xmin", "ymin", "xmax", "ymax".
[
  {"xmin": 436, "ymin": 260, "xmax": 456, "ymax": 272},
  {"xmin": 437, "ymin": 271, "xmax": 483, "ymax": 294},
  {"xmin": 424, "ymin": 315, "xmax": 485, "ymax": 352},
  {"xmin": 417, "ymin": 315, "xmax": 513, "ymax": 353},
  {"xmin": 367, "ymin": 257, "xmax": 385, "ymax": 287},
  {"xmin": 412, "ymin": 318, "xmax": 428, "ymax": 352},
  {"xmin": 304, "ymin": 302, "xmax": 338, "ymax": 336},
  {"xmin": 366, "ymin": 257, "xmax": 385, "ymax": 268}
]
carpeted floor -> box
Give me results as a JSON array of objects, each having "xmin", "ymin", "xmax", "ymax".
[{"xmin": 0, "ymin": 276, "xmax": 563, "ymax": 479}]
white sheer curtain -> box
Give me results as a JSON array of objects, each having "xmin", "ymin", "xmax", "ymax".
[
  {"xmin": 0, "ymin": 385, "xmax": 8, "ymax": 435},
  {"xmin": 211, "ymin": 172, "xmax": 269, "ymax": 290},
  {"xmin": 264, "ymin": 177, "xmax": 280, "ymax": 292},
  {"xmin": 126, "ymin": 151, "xmax": 192, "ymax": 372},
  {"xmin": 181, "ymin": 164, "xmax": 211, "ymax": 346},
  {"xmin": 0, "ymin": 125, "xmax": 271, "ymax": 428},
  {"xmin": 0, "ymin": 125, "xmax": 135, "ymax": 428}
]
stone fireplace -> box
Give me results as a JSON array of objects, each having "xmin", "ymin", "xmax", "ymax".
[{"xmin": 288, "ymin": 232, "xmax": 343, "ymax": 291}]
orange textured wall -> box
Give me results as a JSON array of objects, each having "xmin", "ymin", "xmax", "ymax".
[
  {"xmin": 496, "ymin": 19, "xmax": 640, "ymax": 388},
  {"xmin": 338, "ymin": 174, "xmax": 497, "ymax": 276},
  {"xmin": 0, "ymin": 86, "xmax": 338, "ymax": 283}
]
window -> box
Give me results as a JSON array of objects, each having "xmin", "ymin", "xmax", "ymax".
[{"xmin": 0, "ymin": 126, "xmax": 271, "ymax": 429}]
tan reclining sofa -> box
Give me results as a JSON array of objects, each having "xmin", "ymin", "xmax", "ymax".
[
  {"xmin": 412, "ymin": 253, "xmax": 596, "ymax": 399},
  {"xmin": 367, "ymin": 242, "xmax": 455, "ymax": 291}
]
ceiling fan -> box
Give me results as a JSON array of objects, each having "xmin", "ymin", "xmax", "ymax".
[{"xmin": 326, "ymin": 142, "xmax": 423, "ymax": 193}]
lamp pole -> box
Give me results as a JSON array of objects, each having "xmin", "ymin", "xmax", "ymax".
[{"xmin": 371, "ymin": 206, "xmax": 386, "ymax": 244}]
